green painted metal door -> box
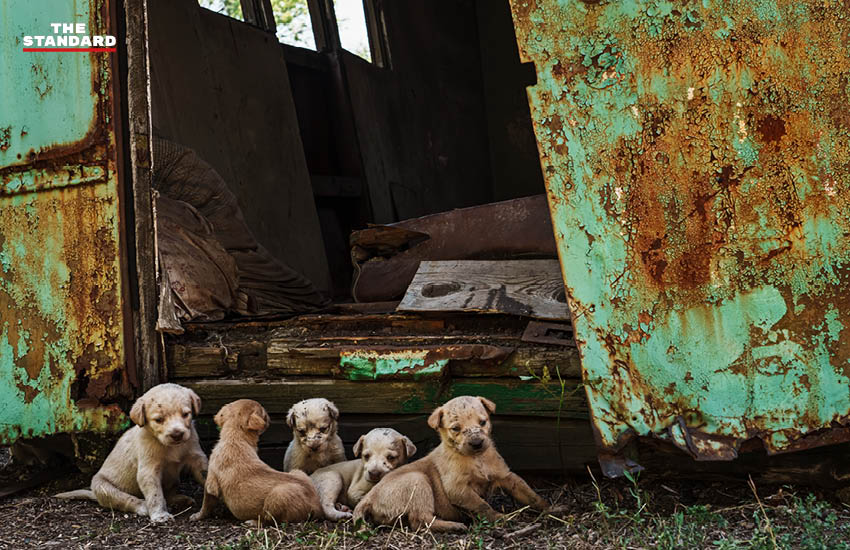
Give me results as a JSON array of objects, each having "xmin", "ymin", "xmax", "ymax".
[
  {"xmin": 511, "ymin": 0, "xmax": 850, "ymax": 466},
  {"xmin": 0, "ymin": 0, "xmax": 132, "ymax": 443}
]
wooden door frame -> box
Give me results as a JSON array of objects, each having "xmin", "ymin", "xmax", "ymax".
[{"xmin": 122, "ymin": 0, "xmax": 162, "ymax": 391}]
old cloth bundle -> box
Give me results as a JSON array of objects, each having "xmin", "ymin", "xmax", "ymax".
[{"xmin": 152, "ymin": 136, "xmax": 329, "ymax": 332}]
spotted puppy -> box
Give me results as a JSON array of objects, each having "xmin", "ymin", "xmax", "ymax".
[
  {"xmin": 283, "ymin": 398, "xmax": 345, "ymax": 474},
  {"xmin": 354, "ymin": 396, "xmax": 557, "ymax": 532},
  {"xmin": 56, "ymin": 383, "xmax": 208, "ymax": 523},
  {"xmin": 311, "ymin": 428, "xmax": 416, "ymax": 521}
]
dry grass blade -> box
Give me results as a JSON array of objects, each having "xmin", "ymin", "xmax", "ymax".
[
  {"xmin": 748, "ymin": 475, "xmax": 779, "ymax": 550},
  {"xmin": 503, "ymin": 522, "xmax": 541, "ymax": 540}
]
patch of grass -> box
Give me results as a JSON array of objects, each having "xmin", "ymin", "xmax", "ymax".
[{"xmin": 585, "ymin": 473, "xmax": 850, "ymax": 550}]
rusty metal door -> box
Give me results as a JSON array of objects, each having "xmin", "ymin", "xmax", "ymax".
[
  {"xmin": 0, "ymin": 0, "xmax": 134, "ymax": 444},
  {"xmin": 511, "ymin": 0, "xmax": 850, "ymax": 468}
]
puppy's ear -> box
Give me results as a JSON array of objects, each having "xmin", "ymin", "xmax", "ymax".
[
  {"xmin": 427, "ymin": 406, "xmax": 443, "ymax": 430},
  {"xmin": 402, "ymin": 436, "xmax": 417, "ymax": 458},
  {"xmin": 478, "ymin": 396, "xmax": 496, "ymax": 415},
  {"xmin": 246, "ymin": 411, "xmax": 268, "ymax": 433},
  {"xmin": 129, "ymin": 397, "xmax": 146, "ymax": 427},
  {"xmin": 286, "ymin": 406, "xmax": 297, "ymax": 428},
  {"xmin": 324, "ymin": 400, "xmax": 340, "ymax": 421},
  {"xmin": 186, "ymin": 388, "xmax": 202, "ymax": 416},
  {"xmin": 353, "ymin": 435, "xmax": 365, "ymax": 457}
]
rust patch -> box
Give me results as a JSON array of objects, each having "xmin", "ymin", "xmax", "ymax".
[{"xmin": 0, "ymin": 126, "xmax": 11, "ymax": 152}]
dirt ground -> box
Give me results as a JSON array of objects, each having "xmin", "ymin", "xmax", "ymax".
[{"xmin": 2, "ymin": 446, "xmax": 850, "ymax": 549}]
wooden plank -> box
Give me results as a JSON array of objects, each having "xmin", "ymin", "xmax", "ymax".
[
  {"xmin": 184, "ymin": 378, "xmax": 587, "ymax": 418},
  {"xmin": 351, "ymin": 195, "xmax": 557, "ymax": 303},
  {"xmin": 125, "ymin": 0, "xmax": 162, "ymax": 390},
  {"xmin": 399, "ymin": 260, "xmax": 569, "ymax": 320},
  {"xmin": 168, "ymin": 338, "xmax": 581, "ymax": 379}
]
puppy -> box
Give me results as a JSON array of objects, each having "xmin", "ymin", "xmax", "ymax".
[
  {"xmin": 191, "ymin": 399, "xmax": 322, "ymax": 524},
  {"xmin": 354, "ymin": 396, "xmax": 554, "ymax": 532},
  {"xmin": 283, "ymin": 398, "xmax": 345, "ymax": 474},
  {"xmin": 56, "ymin": 383, "xmax": 208, "ymax": 523},
  {"xmin": 311, "ymin": 428, "xmax": 416, "ymax": 521}
]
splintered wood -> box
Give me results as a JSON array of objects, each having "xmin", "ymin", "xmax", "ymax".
[{"xmin": 399, "ymin": 260, "xmax": 569, "ymax": 320}]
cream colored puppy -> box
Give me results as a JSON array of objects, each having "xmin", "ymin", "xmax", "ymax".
[
  {"xmin": 191, "ymin": 399, "xmax": 322, "ymax": 524},
  {"xmin": 354, "ymin": 396, "xmax": 555, "ymax": 532},
  {"xmin": 283, "ymin": 398, "xmax": 345, "ymax": 474},
  {"xmin": 56, "ymin": 383, "xmax": 208, "ymax": 523},
  {"xmin": 311, "ymin": 428, "xmax": 416, "ymax": 521}
]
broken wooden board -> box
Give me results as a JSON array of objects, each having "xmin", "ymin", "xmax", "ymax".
[
  {"xmin": 167, "ymin": 312, "xmax": 581, "ymax": 380},
  {"xmin": 351, "ymin": 195, "xmax": 558, "ymax": 302},
  {"xmin": 398, "ymin": 260, "xmax": 569, "ymax": 320}
]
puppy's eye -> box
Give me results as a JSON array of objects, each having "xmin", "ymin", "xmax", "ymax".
[
  {"xmin": 479, "ymin": 419, "xmax": 487, "ymax": 426},
  {"xmin": 183, "ymin": 412, "xmax": 191, "ymax": 418},
  {"xmin": 153, "ymin": 418, "xmax": 164, "ymax": 424},
  {"xmin": 451, "ymin": 426, "xmax": 461, "ymax": 432},
  {"xmin": 298, "ymin": 429, "xmax": 306, "ymax": 435},
  {"xmin": 387, "ymin": 454, "xmax": 397, "ymax": 460},
  {"xmin": 363, "ymin": 453, "xmax": 371, "ymax": 460},
  {"xmin": 319, "ymin": 426, "xmax": 328, "ymax": 433}
]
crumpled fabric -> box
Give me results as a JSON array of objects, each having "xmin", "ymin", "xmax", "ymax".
[{"xmin": 152, "ymin": 136, "xmax": 329, "ymax": 331}]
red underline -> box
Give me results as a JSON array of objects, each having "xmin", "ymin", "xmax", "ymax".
[{"xmin": 23, "ymin": 47, "xmax": 116, "ymax": 52}]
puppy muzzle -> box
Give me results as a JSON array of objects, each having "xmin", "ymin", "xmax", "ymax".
[
  {"xmin": 366, "ymin": 469, "xmax": 385, "ymax": 483},
  {"xmin": 306, "ymin": 439, "xmax": 324, "ymax": 452},
  {"xmin": 167, "ymin": 429, "xmax": 188, "ymax": 444},
  {"xmin": 467, "ymin": 431, "xmax": 487, "ymax": 453}
]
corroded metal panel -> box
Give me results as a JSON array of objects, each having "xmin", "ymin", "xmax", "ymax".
[
  {"xmin": 510, "ymin": 0, "xmax": 850, "ymax": 461},
  {"xmin": 0, "ymin": 0, "xmax": 130, "ymax": 443}
]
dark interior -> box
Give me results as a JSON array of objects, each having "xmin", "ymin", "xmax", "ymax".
[{"xmin": 147, "ymin": 0, "xmax": 544, "ymax": 300}]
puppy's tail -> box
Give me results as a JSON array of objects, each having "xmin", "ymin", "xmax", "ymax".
[{"xmin": 55, "ymin": 489, "xmax": 97, "ymax": 501}]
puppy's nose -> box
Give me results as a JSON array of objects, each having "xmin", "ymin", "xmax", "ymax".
[
  {"xmin": 367, "ymin": 469, "xmax": 383, "ymax": 482},
  {"xmin": 470, "ymin": 439, "xmax": 484, "ymax": 450},
  {"xmin": 168, "ymin": 429, "xmax": 185, "ymax": 442}
]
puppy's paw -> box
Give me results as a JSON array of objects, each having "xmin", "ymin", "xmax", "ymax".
[
  {"xmin": 325, "ymin": 509, "xmax": 353, "ymax": 521},
  {"xmin": 334, "ymin": 503, "xmax": 351, "ymax": 513},
  {"xmin": 149, "ymin": 510, "xmax": 173, "ymax": 523},
  {"xmin": 189, "ymin": 511, "xmax": 205, "ymax": 522}
]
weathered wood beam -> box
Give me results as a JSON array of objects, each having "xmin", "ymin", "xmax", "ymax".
[
  {"xmin": 169, "ymin": 338, "xmax": 581, "ymax": 380},
  {"xmin": 184, "ymin": 377, "xmax": 587, "ymax": 418}
]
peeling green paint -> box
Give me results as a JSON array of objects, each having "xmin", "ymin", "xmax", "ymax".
[
  {"xmin": 0, "ymin": 0, "xmax": 130, "ymax": 444},
  {"xmin": 511, "ymin": 0, "xmax": 850, "ymax": 460},
  {"xmin": 340, "ymin": 350, "xmax": 446, "ymax": 381}
]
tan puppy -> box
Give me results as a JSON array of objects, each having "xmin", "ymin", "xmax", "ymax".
[
  {"xmin": 354, "ymin": 396, "xmax": 554, "ymax": 532},
  {"xmin": 283, "ymin": 398, "xmax": 345, "ymax": 474},
  {"xmin": 55, "ymin": 383, "xmax": 208, "ymax": 523},
  {"xmin": 311, "ymin": 428, "xmax": 417, "ymax": 521},
  {"xmin": 191, "ymin": 399, "xmax": 322, "ymax": 524}
]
